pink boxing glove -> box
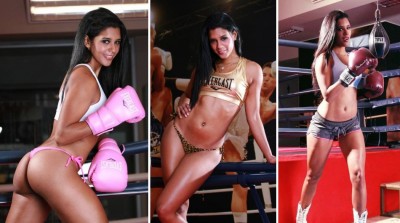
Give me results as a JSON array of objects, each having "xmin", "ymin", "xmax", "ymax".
[
  {"xmin": 86, "ymin": 85, "xmax": 145, "ymax": 136},
  {"xmin": 88, "ymin": 138, "xmax": 128, "ymax": 192}
]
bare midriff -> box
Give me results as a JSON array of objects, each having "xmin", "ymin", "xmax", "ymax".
[
  {"xmin": 317, "ymin": 87, "xmax": 358, "ymax": 121},
  {"xmin": 175, "ymin": 95, "xmax": 240, "ymax": 149}
]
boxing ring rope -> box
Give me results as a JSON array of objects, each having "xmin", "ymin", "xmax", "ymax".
[
  {"xmin": 279, "ymin": 39, "xmax": 319, "ymax": 50},
  {"xmin": 278, "ymin": 39, "xmax": 400, "ymax": 109},
  {"xmin": 281, "ymin": 113, "xmax": 390, "ymax": 123},
  {"xmin": 280, "ymin": 125, "xmax": 400, "ymax": 138},
  {"xmin": 0, "ymin": 140, "xmax": 148, "ymax": 165},
  {"xmin": 151, "ymin": 173, "xmax": 275, "ymax": 190},
  {"xmin": 151, "ymin": 157, "xmax": 275, "ymax": 175},
  {"xmin": 278, "ymin": 39, "xmax": 400, "ymax": 101},
  {"xmin": 280, "ymin": 101, "xmax": 400, "ymax": 136},
  {"xmin": 279, "ymin": 39, "xmax": 400, "ymax": 52},
  {"xmin": 151, "ymin": 157, "xmax": 276, "ymax": 223},
  {"xmin": 278, "ymin": 38, "xmax": 400, "ymax": 143},
  {"xmin": 0, "ymin": 173, "xmax": 148, "ymax": 195},
  {"xmin": 279, "ymin": 66, "xmax": 400, "ymax": 101},
  {"xmin": 280, "ymin": 97, "xmax": 400, "ymax": 114},
  {"xmin": 279, "ymin": 106, "xmax": 317, "ymax": 114},
  {"xmin": 279, "ymin": 69, "xmax": 400, "ymax": 124},
  {"xmin": 279, "ymin": 66, "xmax": 400, "ymax": 80},
  {"xmin": 109, "ymin": 217, "xmax": 148, "ymax": 223},
  {"xmin": 280, "ymin": 88, "xmax": 319, "ymax": 99},
  {"xmin": 279, "ymin": 66, "xmax": 312, "ymax": 74}
]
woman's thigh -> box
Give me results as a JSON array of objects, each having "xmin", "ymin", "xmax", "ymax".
[
  {"xmin": 306, "ymin": 134, "xmax": 333, "ymax": 176},
  {"xmin": 157, "ymin": 149, "xmax": 222, "ymax": 211},
  {"xmin": 339, "ymin": 130, "xmax": 366, "ymax": 172},
  {"xmin": 27, "ymin": 150, "xmax": 107, "ymax": 223},
  {"xmin": 160, "ymin": 121, "xmax": 186, "ymax": 182}
]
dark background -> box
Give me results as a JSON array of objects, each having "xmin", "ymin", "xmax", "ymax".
[
  {"xmin": 151, "ymin": 0, "xmax": 277, "ymax": 222},
  {"xmin": 152, "ymin": 0, "xmax": 276, "ymax": 79}
]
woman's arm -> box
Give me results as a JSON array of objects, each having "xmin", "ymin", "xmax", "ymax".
[
  {"xmin": 53, "ymin": 67, "xmax": 100, "ymax": 146},
  {"xmin": 245, "ymin": 61, "xmax": 276, "ymax": 163},
  {"xmin": 151, "ymin": 48, "xmax": 165, "ymax": 92},
  {"xmin": 177, "ymin": 70, "xmax": 195, "ymax": 118},
  {"xmin": 314, "ymin": 54, "xmax": 346, "ymax": 102}
]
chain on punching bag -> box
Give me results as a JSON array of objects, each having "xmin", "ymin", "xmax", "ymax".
[{"xmin": 369, "ymin": 1, "xmax": 390, "ymax": 59}]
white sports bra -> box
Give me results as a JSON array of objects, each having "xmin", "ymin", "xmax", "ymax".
[{"xmin": 54, "ymin": 64, "xmax": 107, "ymax": 121}]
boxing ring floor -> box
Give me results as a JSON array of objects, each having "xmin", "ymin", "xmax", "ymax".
[{"xmin": 279, "ymin": 146, "xmax": 400, "ymax": 223}]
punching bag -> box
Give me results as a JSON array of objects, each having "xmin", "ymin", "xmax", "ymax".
[{"xmin": 369, "ymin": 5, "xmax": 390, "ymax": 59}]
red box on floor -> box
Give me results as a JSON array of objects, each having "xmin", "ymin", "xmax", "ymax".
[{"xmin": 279, "ymin": 147, "xmax": 400, "ymax": 223}]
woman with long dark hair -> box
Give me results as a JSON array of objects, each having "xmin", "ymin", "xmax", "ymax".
[
  {"xmin": 6, "ymin": 8, "xmax": 142, "ymax": 222},
  {"xmin": 296, "ymin": 10, "xmax": 381, "ymax": 223},
  {"xmin": 155, "ymin": 12, "xmax": 276, "ymax": 223}
]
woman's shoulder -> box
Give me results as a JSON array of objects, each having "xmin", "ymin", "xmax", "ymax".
[
  {"xmin": 243, "ymin": 57, "xmax": 259, "ymax": 67},
  {"xmin": 242, "ymin": 58, "xmax": 262, "ymax": 85},
  {"xmin": 67, "ymin": 65, "xmax": 98, "ymax": 89},
  {"xmin": 70, "ymin": 64, "xmax": 96, "ymax": 78},
  {"xmin": 315, "ymin": 52, "xmax": 326, "ymax": 63},
  {"xmin": 244, "ymin": 58, "xmax": 262, "ymax": 73},
  {"xmin": 315, "ymin": 52, "xmax": 334, "ymax": 70}
]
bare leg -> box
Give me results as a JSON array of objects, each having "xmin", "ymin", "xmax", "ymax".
[
  {"xmin": 27, "ymin": 150, "xmax": 108, "ymax": 223},
  {"xmin": 150, "ymin": 166, "xmax": 163, "ymax": 218},
  {"xmin": 158, "ymin": 122, "xmax": 189, "ymax": 221},
  {"xmin": 224, "ymin": 140, "xmax": 248, "ymax": 218},
  {"xmin": 299, "ymin": 135, "xmax": 333, "ymax": 208},
  {"xmin": 6, "ymin": 154, "xmax": 51, "ymax": 222},
  {"xmin": 339, "ymin": 130, "xmax": 367, "ymax": 214},
  {"xmin": 157, "ymin": 151, "xmax": 222, "ymax": 223},
  {"xmin": 156, "ymin": 122, "xmax": 222, "ymax": 223}
]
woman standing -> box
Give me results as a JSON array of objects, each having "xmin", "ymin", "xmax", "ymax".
[
  {"xmin": 155, "ymin": 12, "xmax": 276, "ymax": 223},
  {"xmin": 296, "ymin": 10, "xmax": 380, "ymax": 223}
]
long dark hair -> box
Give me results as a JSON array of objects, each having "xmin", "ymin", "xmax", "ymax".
[
  {"xmin": 190, "ymin": 12, "xmax": 242, "ymax": 108},
  {"xmin": 62, "ymin": 7, "xmax": 129, "ymax": 98},
  {"xmin": 311, "ymin": 10, "xmax": 349, "ymax": 91}
]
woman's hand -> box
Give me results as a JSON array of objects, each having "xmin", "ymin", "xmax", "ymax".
[
  {"xmin": 177, "ymin": 103, "xmax": 191, "ymax": 118},
  {"xmin": 177, "ymin": 96, "xmax": 191, "ymax": 118}
]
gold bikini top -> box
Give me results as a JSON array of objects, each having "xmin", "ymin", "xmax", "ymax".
[{"xmin": 199, "ymin": 57, "xmax": 248, "ymax": 106}]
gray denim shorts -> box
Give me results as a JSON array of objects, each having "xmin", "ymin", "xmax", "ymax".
[{"xmin": 307, "ymin": 112, "xmax": 361, "ymax": 140}]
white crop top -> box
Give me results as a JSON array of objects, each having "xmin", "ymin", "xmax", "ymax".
[
  {"xmin": 54, "ymin": 64, "xmax": 107, "ymax": 121},
  {"xmin": 331, "ymin": 51, "xmax": 363, "ymax": 88}
]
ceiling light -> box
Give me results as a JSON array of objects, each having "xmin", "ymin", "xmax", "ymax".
[
  {"xmin": 310, "ymin": 0, "xmax": 325, "ymax": 3},
  {"xmin": 31, "ymin": 4, "xmax": 148, "ymax": 15},
  {"xmin": 279, "ymin": 26, "xmax": 304, "ymax": 38},
  {"xmin": 379, "ymin": 0, "xmax": 400, "ymax": 7},
  {"xmin": 27, "ymin": 0, "xmax": 148, "ymax": 22}
]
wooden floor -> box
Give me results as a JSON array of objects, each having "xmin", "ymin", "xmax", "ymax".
[
  {"xmin": 368, "ymin": 216, "xmax": 400, "ymax": 222},
  {"xmin": 279, "ymin": 147, "xmax": 400, "ymax": 222}
]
